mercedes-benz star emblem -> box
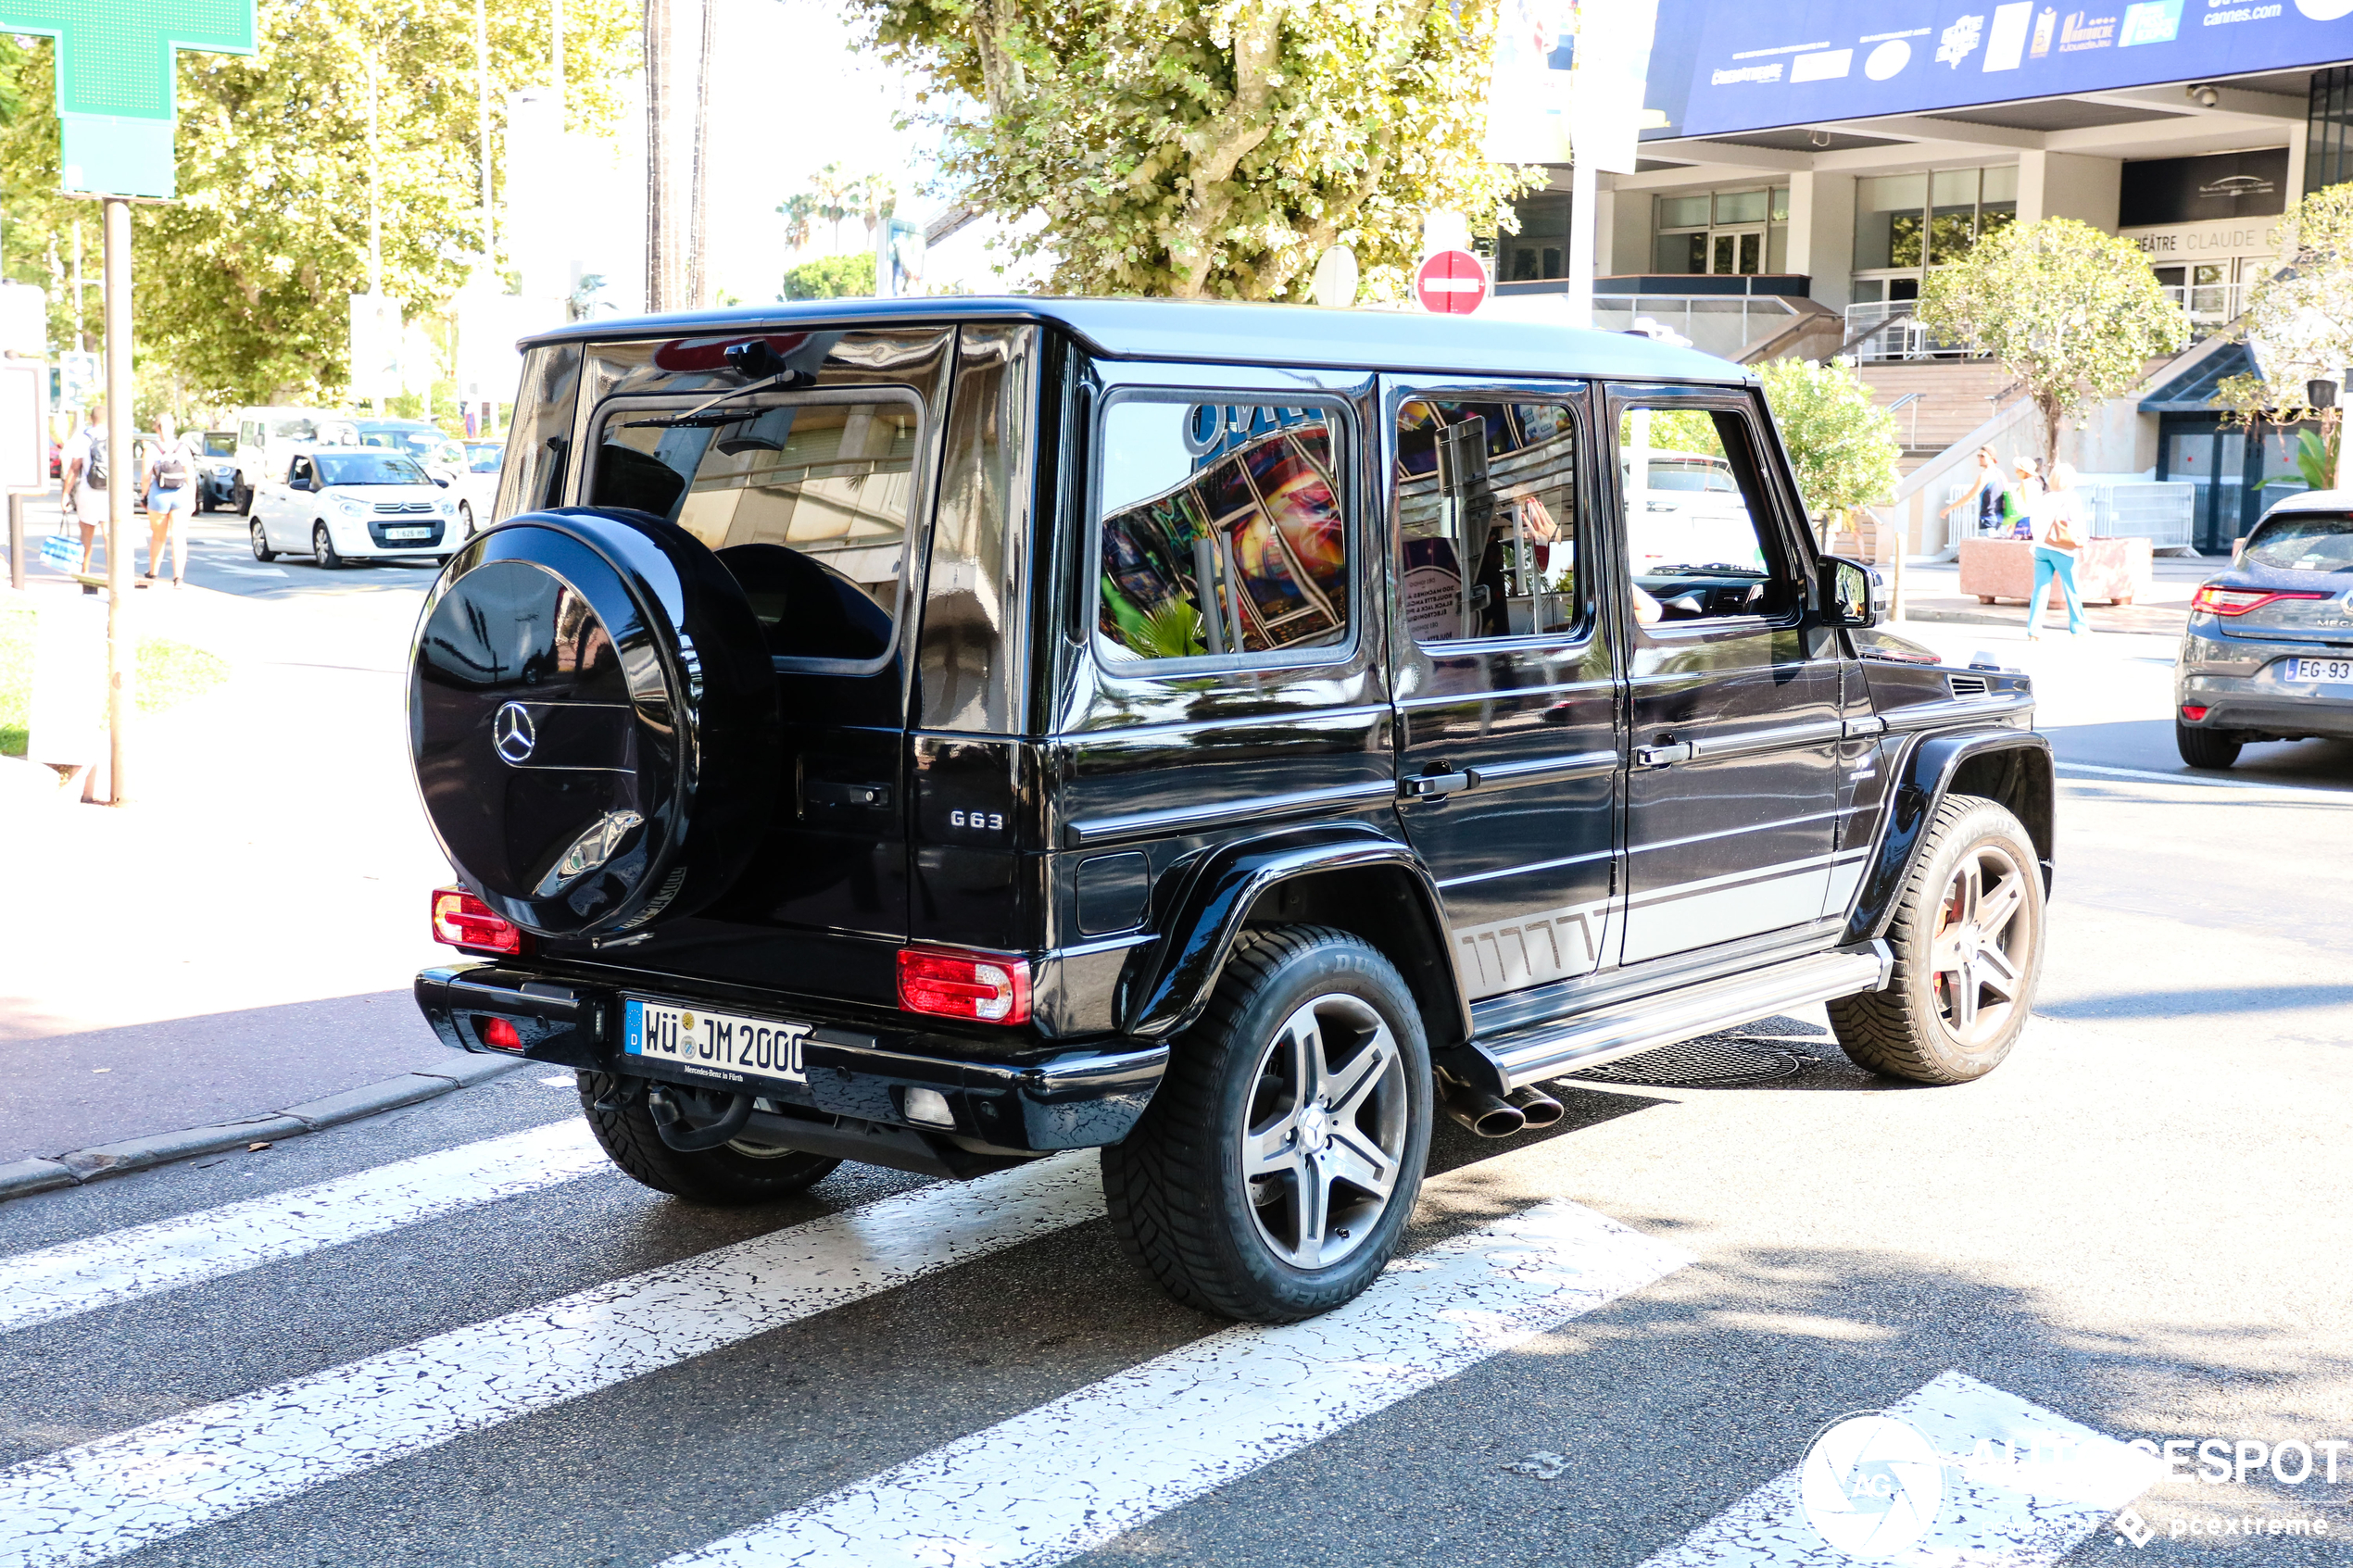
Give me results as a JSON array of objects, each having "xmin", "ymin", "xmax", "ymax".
[{"xmin": 493, "ymin": 701, "xmax": 537, "ymax": 766}]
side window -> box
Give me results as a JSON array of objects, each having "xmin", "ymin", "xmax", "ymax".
[
  {"xmin": 287, "ymin": 455, "xmax": 310, "ymax": 486},
  {"xmin": 1393, "ymin": 396, "xmax": 1581, "ymax": 642},
  {"xmin": 1617, "ymin": 405, "xmax": 1795, "ymax": 624},
  {"xmin": 587, "ymin": 393, "xmax": 923, "ymax": 665},
  {"xmin": 1096, "ymin": 400, "xmax": 1348, "ymax": 662}
]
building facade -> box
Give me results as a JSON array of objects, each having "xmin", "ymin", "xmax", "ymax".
[{"xmin": 1496, "ymin": 4, "xmax": 2353, "ymax": 553}]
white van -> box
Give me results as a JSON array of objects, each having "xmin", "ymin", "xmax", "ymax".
[{"xmin": 230, "ymin": 407, "xmax": 360, "ymax": 514}]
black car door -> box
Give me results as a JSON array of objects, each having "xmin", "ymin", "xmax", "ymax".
[
  {"xmin": 1607, "ymin": 384, "xmax": 1849, "ymax": 966},
  {"xmin": 1384, "ymin": 380, "xmax": 1625, "ymax": 1002}
]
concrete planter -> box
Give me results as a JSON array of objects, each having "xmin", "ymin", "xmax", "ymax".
[{"xmin": 1957, "ymin": 536, "xmax": 2150, "ymax": 607}]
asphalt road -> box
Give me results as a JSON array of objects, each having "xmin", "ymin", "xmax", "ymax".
[{"xmin": 0, "ymin": 551, "xmax": 2347, "ymax": 1562}]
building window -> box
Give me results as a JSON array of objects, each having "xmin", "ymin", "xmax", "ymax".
[
  {"xmin": 1501, "ymin": 191, "xmax": 1572, "ymax": 282},
  {"xmin": 1652, "ymin": 186, "xmax": 1789, "ymax": 276},
  {"xmin": 2308, "ymin": 67, "xmax": 2353, "ymax": 196},
  {"xmin": 1854, "ymin": 165, "xmax": 2018, "ymax": 275}
]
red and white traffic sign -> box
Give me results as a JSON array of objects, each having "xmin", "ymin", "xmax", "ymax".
[{"xmin": 1414, "ymin": 248, "xmax": 1489, "ymax": 315}]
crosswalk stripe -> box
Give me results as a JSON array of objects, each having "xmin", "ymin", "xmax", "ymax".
[
  {"xmin": 0, "ymin": 1119, "xmax": 608, "ymax": 1336},
  {"xmin": 661, "ymin": 1198, "xmax": 1692, "ymax": 1568},
  {"xmin": 1630, "ymin": 1370, "xmax": 2162, "ymax": 1568},
  {"xmin": 0, "ymin": 1151, "xmax": 1101, "ymax": 1568}
]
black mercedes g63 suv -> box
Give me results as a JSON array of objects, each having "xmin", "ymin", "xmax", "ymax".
[{"xmin": 409, "ymin": 298, "xmax": 2050, "ymax": 1323}]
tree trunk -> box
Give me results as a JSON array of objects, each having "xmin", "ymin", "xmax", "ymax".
[
  {"xmin": 688, "ymin": 0, "xmax": 715, "ymax": 308},
  {"xmin": 644, "ymin": 0, "xmax": 687, "ymax": 311}
]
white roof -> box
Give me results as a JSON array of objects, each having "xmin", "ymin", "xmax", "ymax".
[{"xmin": 2261, "ymin": 488, "xmax": 2353, "ymax": 518}]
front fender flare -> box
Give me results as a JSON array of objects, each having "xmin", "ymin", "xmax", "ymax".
[
  {"xmin": 1119, "ymin": 825, "xmax": 1466, "ymax": 1043},
  {"xmin": 1845, "ymin": 728, "xmax": 2054, "ymax": 944}
]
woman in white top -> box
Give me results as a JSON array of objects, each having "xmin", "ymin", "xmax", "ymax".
[{"xmin": 2024, "ymin": 460, "xmax": 2088, "ymax": 639}]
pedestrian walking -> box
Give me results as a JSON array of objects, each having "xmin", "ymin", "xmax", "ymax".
[
  {"xmin": 59, "ymin": 399, "xmax": 108, "ymax": 592},
  {"xmin": 2024, "ymin": 460, "xmax": 2088, "ymax": 641},
  {"xmin": 142, "ymin": 414, "xmax": 198, "ymax": 588},
  {"xmin": 1941, "ymin": 445, "xmax": 2014, "ymax": 539},
  {"xmin": 2008, "ymin": 458, "xmax": 2045, "ymax": 538}
]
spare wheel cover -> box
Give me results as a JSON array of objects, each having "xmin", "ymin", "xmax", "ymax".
[{"xmin": 409, "ymin": 508, "xmax": 778, "ymax": 937}]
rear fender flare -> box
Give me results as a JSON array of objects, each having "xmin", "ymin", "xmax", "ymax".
[
  {"xmin": 1120, "ymin": 827, "xmax": 1468, "ymax": 1048},
  {"xmin": 1846, "ymin": 729, "xmax": 2054, "ymax": 943}
]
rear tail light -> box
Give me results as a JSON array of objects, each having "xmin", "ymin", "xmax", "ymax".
[
  {"xmin": 2181, "ymin": 705, "xmax": 2209, "ymax": 721},
  {"xmin": 897, "ymin": 947, "xmax": 1031, "ymax": 1024},
  {"xmin": 2192, "ymin": 585, "xmax": 2327, "ymax": 616},
  {"xmin": 432, "ymin": 886, "xmax": 526, "ymax": 956},
  {"xmin": 480, "ymin": 1017, "xmax": 523, "ymax": 1051}
]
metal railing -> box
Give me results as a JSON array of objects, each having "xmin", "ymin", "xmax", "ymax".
[
  {"xmin": 1589, "ymin": 294, "xmax": 1803, "ymax": 362},
  {"xmin": 1882, "ymin": 391, "xmax": 1924, "ymax": 450}
]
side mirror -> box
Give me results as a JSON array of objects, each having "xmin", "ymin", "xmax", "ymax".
[
  {"xmin": 434, "ymin": 475, "xmax": 450, "ymax": 488},
  {"xmin": 1819, "ymin": 555, "xmax": 1882, "ymax": 628}
]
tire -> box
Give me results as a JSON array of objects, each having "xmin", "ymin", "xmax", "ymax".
[
  {"xmin": 249, "ymin": 519, "xmax": 275, "ymax": 563},
  {"xmin": 575, "ymin": 1071, "xmax": 841, "ymax": 1205},
  {"xmin": 1829, "ymin": 794, "xmax": 2044, "ymax": 1085},
  {"xmin": 2175, "ymin": 722, "xmax": 2240, "ymax": 770},
  {"xmin": 1101, "ymin": 925, "xmax": 1431, "ymax": 1323},
  {"xmin": 233, "ymin": 481, "xmax": 252, "ymax": 516},
  {"xmin": 457, "ymin": 501, "xmax": 473, "ymax": 539},
  {"xmin": 312, "ymin": 521, "xmax": 343, "ymax": 570}
]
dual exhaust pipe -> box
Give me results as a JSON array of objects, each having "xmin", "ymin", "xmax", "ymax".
[{"xmin": 1441, "ymin": 1082, "xmax": 1566, "ymax": 1139}]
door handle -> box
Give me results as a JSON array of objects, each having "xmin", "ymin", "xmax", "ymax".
[
  {"xmin": 1634, "ymin": 741, "xmax": 1693, "ymax": 769},
  {"xmin": 1402, "ymin": 769, "xmax": 1478, "ymax": 799}
]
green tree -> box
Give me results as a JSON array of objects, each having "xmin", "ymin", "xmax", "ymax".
[
  {"xmin": 2209, "ymin": 183, "xmax": 2353, "ymax": 492},
  {"xmin": 1756, "ymin": 355, "xmax": 1901, "ymax": 541},
  {"xmin": 850, "ymin": 0, "xmax": 1541, "ymax": 301},
  {"xmin": 0, "ymin": 0, "xmax": 635, "ymax": 411},
  {"xmin": 1914, "ymin": 216, "xmax": 2187, "ymax": 463},
  {"xmin": 782, "ymin": 252, "xmax": 877, "ymax": 300}
]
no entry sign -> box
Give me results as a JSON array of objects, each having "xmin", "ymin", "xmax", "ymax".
[{"xmin": 1414, "ymin": 249, "xmax": 1489, "ymax": 316}]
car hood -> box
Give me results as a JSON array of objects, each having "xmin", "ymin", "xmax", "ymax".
[{"xmin": 323, "ymin": 484, "xmax": 447, "ymax": 505}]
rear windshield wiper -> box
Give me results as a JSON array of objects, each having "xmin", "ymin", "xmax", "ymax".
[{"xmin": 624, "ymin": 341, "xmax": 810, "ymax": 431}]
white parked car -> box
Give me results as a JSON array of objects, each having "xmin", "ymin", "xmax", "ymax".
[
  {"xmin": 246, "ymin": 446, "xmax": 462, "ymax": 569},
  {"xmin": 1622, "ymin": 448, "xmax": 1768, "ymax": 575}
]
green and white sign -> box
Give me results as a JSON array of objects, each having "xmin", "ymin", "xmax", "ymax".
[{"xmin": 0, "ymin": 0, "xmax": 256, "ymax": 198}]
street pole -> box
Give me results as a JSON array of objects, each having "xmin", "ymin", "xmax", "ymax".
[
  {"xmin": 102, "ymin": 195, "xmax": 133, "ymax": 806},
  {"xmin": 6, "ymin": 494, "xmax": 21, "ymax": 592},
  {"xmin": 1566, "ymin": 157, "xmax": 1596, "ymax": 330},
  {"xmin": 70, "ymin": 222, "xmax": 84, "ymax": 348},
  {"xmin": 475, "ymin": 0, "xmax": 493, "ymax": 275}
]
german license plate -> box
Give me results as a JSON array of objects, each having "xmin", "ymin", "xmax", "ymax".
[
  {"xmin": 2286, "ymin": 656, "xmax": 2353, "ymax": 684},
  {"xmin": 623, "ymin": 997, "xmax": 809, "ymax": 1085},
  {"xmin": 384, "ymin": 526, "xmax": 434, "ymax": 540}
]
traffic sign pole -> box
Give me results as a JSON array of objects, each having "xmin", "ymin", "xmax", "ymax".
[
  {"xmin": 1567, "ymin": 158, "xmax": 1596, "ymax": 330},
  {"xmin": 103, "ymin": 195, "xmax": 133, "ymax": 807}
]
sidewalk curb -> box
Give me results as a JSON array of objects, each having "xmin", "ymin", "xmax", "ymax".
[
  {"xmin": 0, "ymin": 1054, "xmax": 534, "ymax": 1200},
  {"xmin": 1901, "ymin": 607, "xmax": 2187, "ymax": 633}
]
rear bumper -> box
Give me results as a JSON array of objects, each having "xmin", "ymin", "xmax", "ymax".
[
  {"xmin": 413, "ymin": 963, "xmax": 1166, "ymax": 1158},
  {"xmin": 2176, "ymin": 677, "xmax": 2353, "ymax": 740}
]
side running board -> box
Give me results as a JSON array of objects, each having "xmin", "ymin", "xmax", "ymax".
[{"xmin": 1463, "ymin": 943, "xmax": 1893, "ymax": 1095}]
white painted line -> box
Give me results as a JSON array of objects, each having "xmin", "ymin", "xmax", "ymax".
[
  {"xmin": 1631, "ymin": 1370, "xmax": 2162, "ymax": 1568},
  {"xmin": 661, "ymin": 1198, "xmax": 1692, "ymax": 1568},
  {"xmin": 0, "ymin": 1119, "xmax": 607, "ymax": 1336},
  {"xmin": 2055, "ymin": 760, "xmax": 2353, "ymax": 803},
  {"xmin": 0, "ymin": 1152, "xmax": 1101, "ymax": 1568},
  {"xmin": 208, "ymin": 563, "xmax": 289, "ymax": 577}
]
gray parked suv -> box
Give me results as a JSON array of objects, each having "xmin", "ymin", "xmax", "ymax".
[{"xmin": 2176, "ymin": 491, "xmax": 2353, "ymax": 768}]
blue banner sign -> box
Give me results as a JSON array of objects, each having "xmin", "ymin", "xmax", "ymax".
[{"xmin": 1648, "ymin": 0, "xmax": 2353, "ymax": 140}]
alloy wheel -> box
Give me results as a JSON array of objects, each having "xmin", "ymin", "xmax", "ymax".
[
  {"xmin": 1929, "ymin": 842, "xmax": 2034, "ymax": 1048},
  {"xmin": 1240, "ymin": 992, "xmax": 1407, "ymax": 1270}
]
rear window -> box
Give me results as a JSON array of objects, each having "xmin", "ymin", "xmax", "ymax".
[
  {"xmin": 588, "ymin": 391, "xmax": 924, "ymax": 666},
  {"xmin": 201, "ymin": 433, "xmax": 234, "ymax": 457},
  {"xmin": 2246, "ymin": 512, "xmax": 2353, "ymax": 572}
]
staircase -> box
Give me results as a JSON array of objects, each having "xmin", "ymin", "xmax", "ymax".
[{"xmin": 1858, "ymin": 362, "xmax": 2023, "ymax": 475}]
